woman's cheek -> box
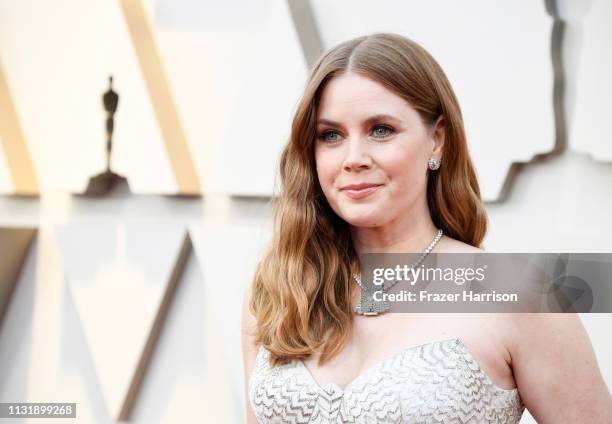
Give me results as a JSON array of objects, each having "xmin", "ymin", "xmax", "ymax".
[
  {"xmin": 317, "ymin": 172, "xmax": 336, "ymax": 204},
  {"xmin": 316, "ymin": 159, "xmax": 338, "ymax": 190}
]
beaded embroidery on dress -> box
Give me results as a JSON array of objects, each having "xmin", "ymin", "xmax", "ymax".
[{"xmin": 248, "ymin": 338, "xmax": 524, "ymax": 423}]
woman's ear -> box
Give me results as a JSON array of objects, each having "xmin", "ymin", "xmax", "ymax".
[{"xmin": 431, "ymin": 115, "xmax": 445, "ymax": 157}]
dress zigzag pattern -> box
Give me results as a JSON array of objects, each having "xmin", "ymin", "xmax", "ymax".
[{"xmin": 248, "ymin": 338, "xmax": 524, "ymax": 423}]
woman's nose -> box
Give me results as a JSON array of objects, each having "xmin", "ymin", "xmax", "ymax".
[{"xmin": 342, "ymin": 138, "xmax": 372, "ymax": 171}]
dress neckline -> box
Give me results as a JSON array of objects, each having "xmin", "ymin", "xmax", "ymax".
[{"xmin": 292, "ymin": 337, "xmax": 519, "ymax": 395}]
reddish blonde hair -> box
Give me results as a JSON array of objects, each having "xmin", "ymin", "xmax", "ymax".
[{"xmin": 249, "ymin": 33, "xmax": 487, "ymax": 366}]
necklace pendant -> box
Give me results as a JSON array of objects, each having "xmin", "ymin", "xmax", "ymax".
[
  {"xmin": 354, "ymin": 287, "xmax": 390, "ymax": 316},
  {"xmin": 354, "ymin": 301, "xmax": 390, "ymax": 316}
]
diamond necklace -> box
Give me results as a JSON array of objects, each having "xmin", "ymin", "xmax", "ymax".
[{"xmin": 353, "ymin": 228, "xmax": 443, "ymax": 316}]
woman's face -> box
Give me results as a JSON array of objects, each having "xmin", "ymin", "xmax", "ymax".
[{"xmin": 314, "ymin": 72, "xmax": 443, "ymax": 228}]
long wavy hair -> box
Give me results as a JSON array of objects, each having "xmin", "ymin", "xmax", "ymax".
[{"xmin": 248, "ymin": 33, "xmax": 487, "ymax": 366}]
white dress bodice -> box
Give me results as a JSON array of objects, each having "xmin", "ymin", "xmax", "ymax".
[{"xmin": 248, "ymin": 338, "xmax": 524, "ymax": 423}]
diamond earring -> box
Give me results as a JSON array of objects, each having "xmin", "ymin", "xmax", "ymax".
[{"xmin": 428, "ymin": 157, "xmax": 441, "ymax": 171}]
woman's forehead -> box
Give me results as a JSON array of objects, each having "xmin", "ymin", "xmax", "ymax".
[{"xmin": 317, "ymin": 74, "xmax": 414, "ymax": 123}]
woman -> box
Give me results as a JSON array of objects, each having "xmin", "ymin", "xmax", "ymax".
[{"xmin": 241, "ymin": 33, "xmax": 611, "ymax": 423}]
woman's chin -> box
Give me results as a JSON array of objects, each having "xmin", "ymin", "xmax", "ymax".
[{"xmin": 339, "ymin": 210, "xmax": 386, "ymax": 228}]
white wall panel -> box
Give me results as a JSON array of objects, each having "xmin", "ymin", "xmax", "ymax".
[
  {"xmin": 189, "ymin": 223, "xmax": 271, "ymax": 417},
  {"xmin": 0, "ymin": 139, "xmax": 12, "ymax": 193},
  {"xmin": 151, "ymin": 0, "xmax": 308, "ymax": 195},
  {"xmin": 128, "ymin": 250, "xmax": 230, "ymax": 423},
  {"xmin": 0, "ymin": 0, "xmax": 178, "ymax": 193},
  {"xmin": 570, "ymin": 0, "xmax": 612, "ymax": 161},
  {"xmin": 485, "ymin": 151, "xmax": 612, "ymax": 252},
  {"xmin": 56, "ymin": 224, "xmax": 189, "ymax": 420}
]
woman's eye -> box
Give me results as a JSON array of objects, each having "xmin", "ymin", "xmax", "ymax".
[
  {"xmin": 372, "ymin": 125, "xmax": 394, "ymax": 138},
  {"xmin": 321, "ymin": 131, "xmax": 341, "ymax": 142}
]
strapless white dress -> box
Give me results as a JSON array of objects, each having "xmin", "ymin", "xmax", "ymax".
[{"xmin": 248, "ymin": 338, "xmax": 524, "ymax": 423}]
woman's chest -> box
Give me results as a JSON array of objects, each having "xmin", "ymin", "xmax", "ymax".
[
  {"xmin": 248, "ymin": 337, "xmax": 524, "ymax": 424},
  {"xmin": 301, "ymin": 313, "xmax": 516, "ymax": 393}
]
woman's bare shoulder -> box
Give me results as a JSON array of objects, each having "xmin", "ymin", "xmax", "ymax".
[
  {"xmin": 435, "ymin": 235, "xmax": 484, "ymax": 253},
  {"xmin": 505, "ymin": 313, "xmax": 612, "ymax": 422}
]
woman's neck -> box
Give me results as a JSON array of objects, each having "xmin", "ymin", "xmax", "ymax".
[{"xmin": 350, "ymin": 212, "xmax": 439, "ymax": 254}]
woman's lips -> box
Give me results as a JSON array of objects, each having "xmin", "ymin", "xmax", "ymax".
[{"xmin": 341, "ymin": 184, "xmax": 383, "ymax": 199}]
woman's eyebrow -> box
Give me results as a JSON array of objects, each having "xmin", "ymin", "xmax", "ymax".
[
  {"xmin": 363, "ymin": 114, "xmax": 402, "ymax": 125},
  {"xmin": 316, "ymin": 114, "xmax": 402, "ymax": 127},
  {"xmin": 316, "ymin": 118, "xmax": 342, "ymax": 127}
]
